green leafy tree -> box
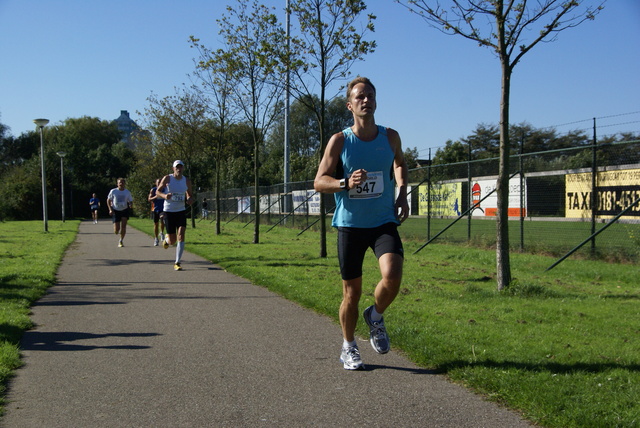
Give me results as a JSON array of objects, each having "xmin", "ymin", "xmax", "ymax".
[
  {"xmin": 288, "ymin": 0, "xmax": 376, "ymax": 257},
  {"xmin": 0, "ymin": 122, "xmax": 39, "ymax": 166},
  {"xmin": 0, "ymin": 117, "xmax": 133, "ymax": 220},
  {"xmin": 218, "ymin": 122, "xmax": 256, "ymax": 189},
  {"xmin": 142, "ymin": 87, "xmax": 211, "ymax": 226},
  {"xmin": 189, "ymin": 38, "xmax": 240, "ymax": 235},
  {"xmin": 217, "ymin": 0, "xmax": 287, "ymax": 244},
  {"xmin": 397, "ymin": 0, "xmax": 604, "ymax": 290},
  {"xmin": 263, "ymin": 95, "xmax": 352, "ymax": 184}
]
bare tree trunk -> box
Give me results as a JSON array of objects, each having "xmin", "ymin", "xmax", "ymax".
[
  {"xmin": 190, "ymin": 164, "xmax": 197, "ymax": 229},
  {"xmin": 215, "ymin": 160, "xmax": 221, "ymax": 235},
  {"xmin": 496, "ymin": 60, "xmax": 512, "ymax": 290},
  {"xmin": 318, "ymin": 99, "xmax": 328, "ymax": 258},
  {"xmin": 253, "ymin": 139, "xmax": 260, "ymax": 244},
  {"xmin": 319, "ymin": 193, "xmax": 327, "ymax": 257}
]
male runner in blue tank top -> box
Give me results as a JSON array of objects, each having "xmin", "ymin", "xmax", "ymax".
[{"xmin": 314, "ymin": 76, "xmax": 409, "ymax": 370}]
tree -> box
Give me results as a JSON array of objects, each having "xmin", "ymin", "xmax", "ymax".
[
  {"xmin": 142, "ymin": 87, "xmax": 211, "ymax": 227},
  {"xmin": 397, "ymin": 0, "xmax": 604, "ymax": 290},
  {"xmin": 263, "ymin": 95, "xmax": 352, "ymax": 184},
  {"xmin": 288, "ymin": 0, "xmax": 376, "ymax": 257},
  {"xmin": 0, "ymin": 122, "xmax": 39, "ymax": 167},
  {"xmin": 0, "ymin": 117, "xmax": 134, "ymax": 221},
  {"xmin": 217, "ymin": 0, "xmax": 287, "ymax": 244},
  {"xmin": 189, "ymin": 38, "xmax": 240, "ymax": 235}
]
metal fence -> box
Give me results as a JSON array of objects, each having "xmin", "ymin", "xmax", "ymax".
[{"xmin": 199, "ymin": 139, "xmax": 640, "ymax": 263}]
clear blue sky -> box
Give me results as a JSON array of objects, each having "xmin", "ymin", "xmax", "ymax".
[{"xmin": 1, "ymin": 0, "xmax": 638, "ymax": 158}]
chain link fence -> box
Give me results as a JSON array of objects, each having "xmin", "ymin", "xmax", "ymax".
[{"xmin": 200, "ymin": 139, "xmax": 640, "ymax": 264}]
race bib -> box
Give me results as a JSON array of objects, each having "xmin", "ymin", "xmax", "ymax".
[
  {"xmin": 172, "ymin": 192, "xmax": 185, "ymax": 202},
  {"xmin": 348, "ymin": 171, "xmax": 384, "ymax": 199}
]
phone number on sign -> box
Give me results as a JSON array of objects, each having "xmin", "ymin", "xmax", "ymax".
[{"xmin": 596, "ymin": 186, "xmax": 640, "ymax": 215}]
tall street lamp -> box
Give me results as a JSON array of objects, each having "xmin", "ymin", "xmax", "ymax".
[
  {"xmin": 34, "ymin": 118, "xmax": 49, "ymax": 232},
  {"xmin": 56, "ymin": 151, "xmax": 67, "ymax": 222}
]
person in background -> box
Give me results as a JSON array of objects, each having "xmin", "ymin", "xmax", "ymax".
[
  {"xmin": 148, "ymin": 178, "xmax": 166, "ymax": 246},
  {"xmin": 107, "ymin": 178, "xmax": 134, "ymax": 248},
  {"xmin": 201, "ymin": 198, "xmax": 209, "ymax": 220},
  {"xmin": 89, "ymin": 193, "xmax": 100, "ymax": 224},
  {"xmin": 314, "ymin": 76, "xmax": 409, "ymax": 370}
]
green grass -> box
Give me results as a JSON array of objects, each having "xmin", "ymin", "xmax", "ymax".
[
  {"xmin": 399, "ymin": 216, "xmax": 640, "ymax": 262},
  {"xmin": 224, "ymin": 214, "xmax": 640, "ymax": 262},
  {"xmin": 130, "ymin": 217, "xmax": 639, "ymax": 427},
  {"xmin": 0, "ymin": 220, "xmax": 80, "ymax": 410}
]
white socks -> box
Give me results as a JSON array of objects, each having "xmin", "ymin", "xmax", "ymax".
[
  {"xmin": 343, "ymin": 339, "xmax": 357, "ymax": 349},
  {"xmin": 175, "ymin": 241, "xmax": 185, "ymax": 264}
]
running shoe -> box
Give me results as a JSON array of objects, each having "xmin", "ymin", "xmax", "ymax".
[
  {"xmin": 340, "ymin": 346, "xmax": 364, "ymax": 370},
  {"xmin": 363, "ymin": 305, "xmax": 390, "ymax": 354},
  {"xmin": 159, "ymin": 233, "xmax": 164, "ymax": 241},
  {"xmin": 118, "ymin": 240, "xmax": 124, "ymax": 248},
  {"xmin": 154, "ymin": 238, "xmax": 159, "ymax": 246},
  {"xmin": 163, "ymin": 238, "xmax": 169, "ymax": 249},
  {"xmin": 174, "ymin": 263, "xmax": 182, "ymax": 271}
]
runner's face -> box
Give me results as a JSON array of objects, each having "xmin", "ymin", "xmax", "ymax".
[
  {"xmin": 117, "ymin": 179, "xmax": 125, "ymax": 190},
  {"xmin": 347, "ymin": 83, "xmax": 376, "ymax": 117},
  {"xmin": 173, "ymin": 165, "xmax": 184, "ymax": 176}
]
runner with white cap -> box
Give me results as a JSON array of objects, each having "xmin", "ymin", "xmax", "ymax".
[{"xmin": 156, "ymin": 160, "xmax": 194, "ymax": 271}]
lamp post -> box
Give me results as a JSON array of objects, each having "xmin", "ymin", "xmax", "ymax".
[
  {"xmin": 56, "ymin": 151, "xmax": 67, "ymax": 222},
  {"xmin": 34, "ymin": 118, "xmax": 50, "ymax": 232}
]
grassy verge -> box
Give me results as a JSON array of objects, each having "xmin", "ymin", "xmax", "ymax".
[
  {"xmin": 130, "ymin": 217, "xmax": 639, "ymax": 427},
  {"xmin": 0, "ymin": 220, "xmax": 80, "ymax": 409}
]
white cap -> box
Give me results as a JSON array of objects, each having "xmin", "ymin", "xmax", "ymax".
[{"xmin": 173, "ymin": 160, "xmax": 184, "ymax": 167}]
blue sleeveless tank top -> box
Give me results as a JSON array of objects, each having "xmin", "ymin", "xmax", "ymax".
[{"xmin": 332, "ymin": 125, "xmax": 398, "ymax": 228}]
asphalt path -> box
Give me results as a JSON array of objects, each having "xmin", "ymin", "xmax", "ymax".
[{"xmin": 2, "ymin": 220, "xmax": 534, "ymax": 427}]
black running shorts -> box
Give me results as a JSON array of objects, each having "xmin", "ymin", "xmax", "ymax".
[
  {"xmin": 163, "ymin": 210, "xmax": 187, "ymax": 234},
  {"xmin": 337, "ymin": 222, "xmax": 404, "ymax": 281},
  {"xmin": 111, "ymin": 208, "xmax": 131, "ymax": 223}
]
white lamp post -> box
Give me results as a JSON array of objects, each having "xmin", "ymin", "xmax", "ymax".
[
  {"xmin": 56, "ymin": 151, "xmax": 67, "ymax": 222},
  {"xmin": 34, "ymin": 118, "xmax": 50, "ymax": 232}
]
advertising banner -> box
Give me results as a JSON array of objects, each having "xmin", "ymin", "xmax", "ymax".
[
  {"xmin": 237, "ymin": 196, "xmax": 250, "ymax": 214},
  {"xmin": 259, "ymin": 194, "xmax": 282, "ymax": 214},
  {"xmin": 470, "ymin": 177, "xmax": 526, "ymax": 217},
  {"xmin": 292, "ymin": 190, "xmax": 309, "ymax": 214},
  {"xmin": 566, "ymin": 168, "xmax": 640, "ymax": 219},
  {"xmin": 418, "ymin": 182, "xmax": 462, "ymax": 216},
  {"xmin": 308, "ymin": 190, "xmax": 321, "ymax": 215}
]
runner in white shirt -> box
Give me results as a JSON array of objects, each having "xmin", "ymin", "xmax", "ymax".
[
  {"xmin": 107, "ymin": 178, "xmax": 134, "ymax": 247},
  {"xmin": 156, "ymin": 160, "xmax": 194, "ymax": 271}
]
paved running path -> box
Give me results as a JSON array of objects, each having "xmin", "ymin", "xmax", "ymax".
[{"xmin": 2, "ymin": 221, "xmax": 533, "ymax": 427}]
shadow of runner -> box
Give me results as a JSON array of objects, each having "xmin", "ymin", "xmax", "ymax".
[
  {"xmin": 21, "ymin": 331, "xmax": 161, "ymax": 351},
  {"xmin": 363, "ymin": 364, "xmax": 441, "ymax": 374}
]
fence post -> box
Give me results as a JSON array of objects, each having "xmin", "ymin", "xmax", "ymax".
[
  {"xmin": 520, "ymin": 135, "xmax": 525, "ymax": 251},
  {"xmin": 591, "ymin": 118, "xmax": 597, "ymax": 255},
  {"xmin": 427, "ymin": 149, "xmax": 432, "ymax": 240},
  {"xmin": 467, "ymin": 142, "xmax": 472, "ymax": 242}
]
